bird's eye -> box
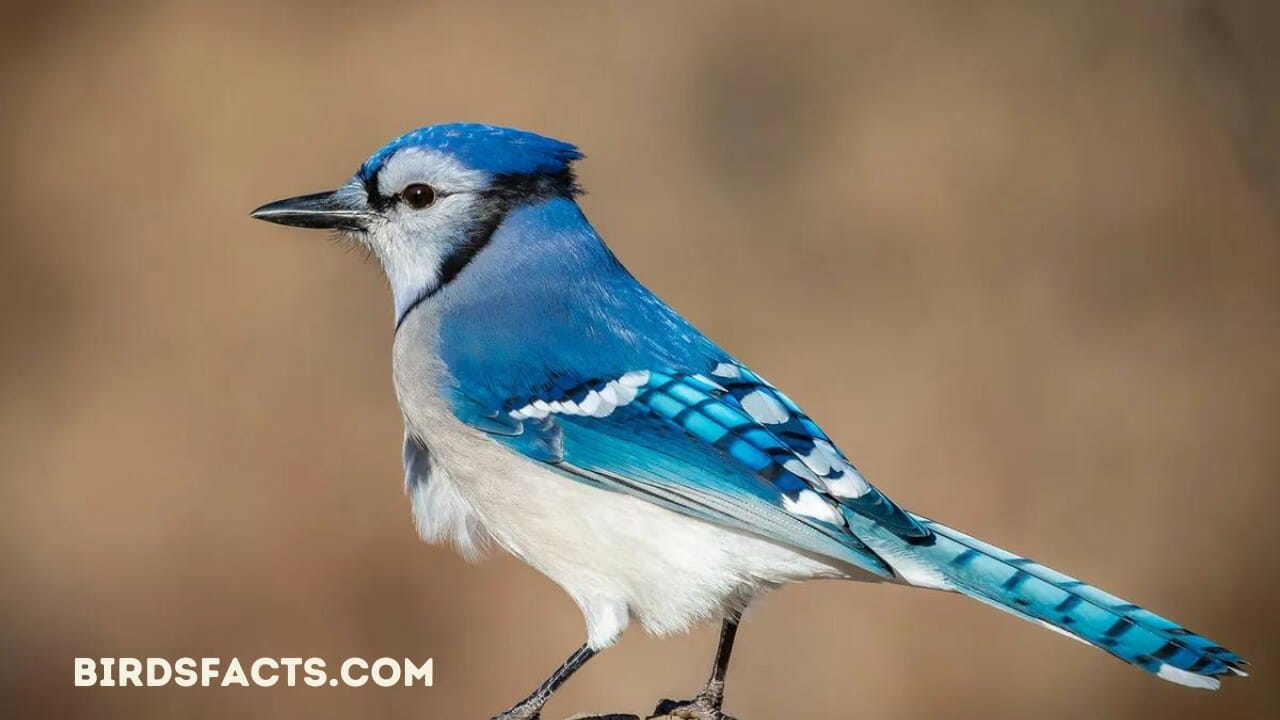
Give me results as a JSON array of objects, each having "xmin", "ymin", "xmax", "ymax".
[{"xmin": 402, "ymin": 183, "xmax": 436, "ymax": 210}]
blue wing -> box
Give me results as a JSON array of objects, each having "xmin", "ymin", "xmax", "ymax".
[{"xmin": 445, "ymin": 359, "xmax": 933, "ymax": 580}]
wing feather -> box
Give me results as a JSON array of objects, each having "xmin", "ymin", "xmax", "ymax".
[{"xmin": 448, "ymin": 367, "xmax": 903, "ymax": 579}]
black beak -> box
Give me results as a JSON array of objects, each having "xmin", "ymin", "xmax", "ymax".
[{"xmin": 250, "ymin": 190, "xmax": 375, "ymax": 231}]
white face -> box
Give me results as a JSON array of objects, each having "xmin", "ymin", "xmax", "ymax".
[{"xmin": 349, "ymin": 148, "xmax": 495, "ymax": 320}]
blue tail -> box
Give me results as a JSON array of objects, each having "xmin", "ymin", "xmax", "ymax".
[{"xmin": 856, "ymin": 512, "xmax": 1248, "ymax": 689}]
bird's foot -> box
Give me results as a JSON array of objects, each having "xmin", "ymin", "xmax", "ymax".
[
  {"xmin": 648, "ymin": 681, "xmax": 735, "ymax": 720},
  {"xmin": 490, "ymin": 699, "xmax": 542, "ymax": 720}
]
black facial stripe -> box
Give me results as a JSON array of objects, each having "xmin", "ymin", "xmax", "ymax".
[
  {"xmin": 392, "ymin": 166, "xmax": 581, "ymax": 331},
  {"xmin": 363, "ymin": 172, "xmax": 390, "ymax": 212}
]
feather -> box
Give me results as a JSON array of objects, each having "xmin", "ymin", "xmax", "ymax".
[{"xmin": 853, "ymin": 512, "xmax": 1248, "ymax": 689}]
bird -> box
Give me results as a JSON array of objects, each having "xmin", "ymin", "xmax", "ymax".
[{"xmin": 251, "ymin": 123, "xmax": 1247, "ymax": 719}]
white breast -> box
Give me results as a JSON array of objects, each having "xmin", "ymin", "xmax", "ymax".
[{"xmin": 391, "ymin": 312, "xmax": 848, "ymax": 649}]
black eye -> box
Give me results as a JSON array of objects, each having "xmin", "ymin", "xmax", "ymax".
[{"xmin": 402, "ymin": 183, "xmax": 436, "ymax": 209}]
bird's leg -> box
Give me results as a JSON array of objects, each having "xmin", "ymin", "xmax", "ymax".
[
  {"xmin": 492, "ymin": 643, "xmax": 598, "ymax": 720},
  {"xmin": 650, "ymin": 616, "xmax": 740, "ymax": 720}
]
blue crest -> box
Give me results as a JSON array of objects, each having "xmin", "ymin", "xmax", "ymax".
[{"xmin": 358, "ymin": 123, "xmax": 584, "ymax": 182}]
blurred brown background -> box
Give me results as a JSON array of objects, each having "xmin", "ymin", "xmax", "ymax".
[{"xmin": 2, "ymin": 1, "xmax": 1278, "ymax": 718}]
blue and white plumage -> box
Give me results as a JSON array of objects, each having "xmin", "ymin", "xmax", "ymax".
[{"xmin": 253, "ymin": 123, "xmax": 1247, "ymax": 718}]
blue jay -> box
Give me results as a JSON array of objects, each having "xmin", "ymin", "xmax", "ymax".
[{"xmin": 252, "ymin": 124, "xmax": 1246, "ymax": 719}]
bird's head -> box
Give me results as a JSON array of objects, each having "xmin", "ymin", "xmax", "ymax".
[{"xmin": 251, "ymin": 123, "xmax": 584, "ymax": 319}]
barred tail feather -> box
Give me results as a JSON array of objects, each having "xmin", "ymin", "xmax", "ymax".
[{"xmin": 858, "ymin": 512, "xmax": 1248, "ymax": 689}]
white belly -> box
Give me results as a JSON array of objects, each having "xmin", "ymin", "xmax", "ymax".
[{"xmin": 392, "ymin": 315, "xmax": 845, "ymax": 648}]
